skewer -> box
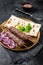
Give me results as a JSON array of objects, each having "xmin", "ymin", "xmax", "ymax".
[{"xmin": 23, "ymin": 44, "xmax": 29, "ymax": 49}]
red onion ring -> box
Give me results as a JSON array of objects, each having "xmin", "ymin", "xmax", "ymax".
[
  {"xmin": 0, "ymin": 31, "xmax": 17, "ymax": 49},
  {"xmin": 7, "ymin": 39, "xmax": 16, "ymax": 48}
]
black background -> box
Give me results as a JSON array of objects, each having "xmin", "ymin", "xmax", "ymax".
[{"xmin": 0, "ymin": 0, "xmax": 43, "ymax": 65}]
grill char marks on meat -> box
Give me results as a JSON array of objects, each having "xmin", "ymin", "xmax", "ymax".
[
  {"xmin": 9, "ymin": 26, "xmax": 34, "ymax": 43},
  {"xmin": 4, "ymin": 29, "xmax": 25, "ymax": 46}
]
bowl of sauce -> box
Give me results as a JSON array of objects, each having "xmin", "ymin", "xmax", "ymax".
[{"xmin": 22, "ymin": 3, "xmax": 33, "ymax": 12}]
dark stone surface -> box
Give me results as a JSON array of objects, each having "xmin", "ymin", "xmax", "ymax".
[
  {"xmin": 0, "ymin": 46, "xmax": 14, "ymax": 65},
  {"xmin": 0, "ymin": 0, "xmax": 43, "ymax": 65}
]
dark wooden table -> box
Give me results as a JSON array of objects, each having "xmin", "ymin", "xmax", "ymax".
[{"xmin": 0, "ymin": 0, "xmax": 43, "ymax": 65}]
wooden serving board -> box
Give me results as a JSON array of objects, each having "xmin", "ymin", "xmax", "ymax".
[{"xmin": 0, "ymin": 18, "xmax": 40, "ymax": 51}]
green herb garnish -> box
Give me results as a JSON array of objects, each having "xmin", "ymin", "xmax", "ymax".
[
  {"xmin": 25, "ymin": 24, "xmax": 32, "ymax": 32},
  {"xmin": 18, "ymin": 25, "xmax": 25, "ymax": 32},
  {"xmin": 18, "ymin": 23, "xmax": 32, "ymax": 33}
]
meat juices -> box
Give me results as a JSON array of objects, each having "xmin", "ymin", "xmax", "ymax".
[
  {"xmin": 9, "ymin": 26, "xmax": 34, "ymax": 42},
  {"xmin": 4, "ymin": 30, "xmax": 25, "ymax": 46}
]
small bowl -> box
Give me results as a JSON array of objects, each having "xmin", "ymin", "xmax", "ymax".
[{"xmin": 22, "ymin": 3, "xmax": 33, "ymax": 12}]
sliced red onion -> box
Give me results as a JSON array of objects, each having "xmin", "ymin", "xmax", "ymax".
[
  {"xmin": 7, "ymin": 39, "xmax": 17, "ymax": 48},
  {"xmin": 0, "ymin": 31, "xmax": 7, "ymax": 41},
  {"xmin": 2, "ymin": 37, "xmax": 9, "ymax": 43},
  {"xmin": 3, "ymin": 41, "xmax": 9, "ymax": 45},
  {"xmin": 2, "ymin": 37, "xmax": 10, "ymax": 45},
  {"xmin": 0, "ymin": 31, "xmax": 17, "ymax": 49}
]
